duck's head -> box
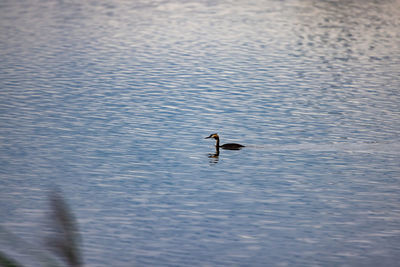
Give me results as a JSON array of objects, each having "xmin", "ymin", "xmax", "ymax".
[{"xmin": 205, "ymin": 133, "xmax": 219, "ymax": 139}]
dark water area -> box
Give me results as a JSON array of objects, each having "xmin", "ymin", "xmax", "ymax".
[{"xmin": 1, "ymin": 0, "xmax": 400, "ymax": 266}]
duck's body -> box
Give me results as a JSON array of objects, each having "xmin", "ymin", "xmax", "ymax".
[
  {"xmin": 219, "ymin": 143, "xmax": 245, "ymax": 150},
  {"xmin": 205, "ymin": 133, "xmax": 245, "ymax": 150}
]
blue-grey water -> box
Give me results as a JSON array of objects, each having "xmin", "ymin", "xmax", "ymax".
[{"xmin": 1, "ymin": 0, "xmax": 400, "ymax": 266}]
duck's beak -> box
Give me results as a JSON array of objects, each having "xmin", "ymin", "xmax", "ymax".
[{"xmin": 205, "ymin": 136, "xmax": 211, "ymax": 139}]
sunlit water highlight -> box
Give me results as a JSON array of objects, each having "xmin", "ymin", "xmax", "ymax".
[{"xmin": 1, "ymin": 0, "xmax": 400, "ymax": 266}]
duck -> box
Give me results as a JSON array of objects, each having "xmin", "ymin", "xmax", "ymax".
[{"xmin": 205, "ymin": 133, "xmax": 245, "ymax": 150}]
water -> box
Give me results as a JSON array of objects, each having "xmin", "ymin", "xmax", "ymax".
[{"xmin": 1, "ymin": 0, "xmax": 400, "ymax": 266}]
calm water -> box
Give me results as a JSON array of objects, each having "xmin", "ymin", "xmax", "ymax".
[{"xmin": 1, "ymin": 0, "xmax": 400, "ymax": 266}]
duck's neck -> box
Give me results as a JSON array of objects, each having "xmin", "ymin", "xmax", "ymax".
[{"xmin": 215, "ymin": 137, "xmax": 220, "ymax": 147}]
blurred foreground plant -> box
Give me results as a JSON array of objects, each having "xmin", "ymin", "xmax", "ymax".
[{"xmin": 0, "ymin": 191, "xmax": 82, "ymax": 267}]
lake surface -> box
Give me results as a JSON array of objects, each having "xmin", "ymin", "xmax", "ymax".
[{"xmin": 1, "ymin": 0, "xmax": 400, "ymax": 266}]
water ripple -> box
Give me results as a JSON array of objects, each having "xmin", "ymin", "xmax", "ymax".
[{"xmin": 1, "ymin": 0, "xmax": 400, "ymax": 266}]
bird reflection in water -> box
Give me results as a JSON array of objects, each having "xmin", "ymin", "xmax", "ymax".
[{"xmin": 208, "ymin": 146, "xmax": 220, "ymax": 164}]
